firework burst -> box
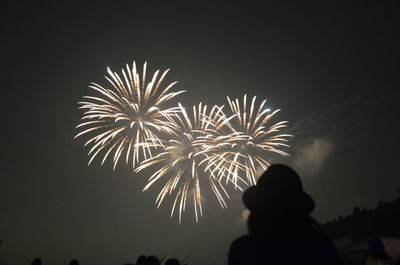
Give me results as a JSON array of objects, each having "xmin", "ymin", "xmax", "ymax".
[
  {"xmin": 74, "ymin": 61, "xmax": 293, "ymax": 222},
  {"xmin": 135, "ymin": 103, "xmax": 232, "ymax": 223},
  {"xmin": 202, "ymin": 95, "xmax": 292, "ymax": 187},
  {"xmin": 75, "ymin": 62, "xmax": 185, "ymax": 170}
]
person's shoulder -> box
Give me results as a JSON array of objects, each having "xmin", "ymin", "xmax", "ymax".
[
  {"xmin": 230, "ymin": 234, "xmax": 256, "ymax": 250},
  {"xmin": 313, "ymin": 230, "xmax": 335, "ymax": 245},
  {"xmin": 310, "ymin": 231, "xmax": 343, "ymax": 263},
  {"xmin": 232, "ymin": 234, "xmax": 253, "ymax": 244},
  {"xmin": 228, "ymin": 234, "xmax": 260, "ymax": 265}
]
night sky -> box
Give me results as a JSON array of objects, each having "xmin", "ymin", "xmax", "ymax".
[{"xmin": 1, "ymin": 1, "xmax": 399, "ymax": 265}]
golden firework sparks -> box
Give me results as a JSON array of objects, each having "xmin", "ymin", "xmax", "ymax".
[
  {"xmin": 75, "ymin": 61, "xmax": 185, "ymax": 170},
  {"xmin": 203, "ymin": 95, "xmax": 292, "ymax": 187},
  {"xmin": 75, "ymin": 61, "xmax": 293, "ymax": 222},
  {"xmin": 135, "ymin": 103, "xmax": 232, "ymax": 223}
]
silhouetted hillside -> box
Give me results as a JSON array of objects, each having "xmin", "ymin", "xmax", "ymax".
[{"xmin": 323, "ymin": 190, "xmax": 400, "ymax": 243}]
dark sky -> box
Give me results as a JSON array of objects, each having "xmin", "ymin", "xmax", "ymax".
[{"xmin": 1, "ymin": 1, "xmax": 399, "ymax": 264}]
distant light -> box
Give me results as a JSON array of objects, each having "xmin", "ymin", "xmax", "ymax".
[{"xmin": 266, "ymin": 108, "xmax": 271, "ymax": 112}]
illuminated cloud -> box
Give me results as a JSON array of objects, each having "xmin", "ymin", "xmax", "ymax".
[
  {"xmin": 294, "ymin": 138, "xmax": 334, "ymax": 177},
  {"xmin": 236, "ymin": 209, "xmax": 250, "ymax": 224}
]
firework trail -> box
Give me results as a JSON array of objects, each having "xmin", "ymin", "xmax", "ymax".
[
  {"xmin": 135, "ymin": 103, "xmax": 232, "ymax": 223},
  {"xmin": 203, "ymin": 95, "xmax": 292, "ymax": 187},
  {"xmin": 75, "ymin": 62, "xmax": 185, "ymax": 170}
]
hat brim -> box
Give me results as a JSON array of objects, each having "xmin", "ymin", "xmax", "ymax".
[{"xmin": 242, "ymin": 185, "xmax": 315, "ymax": 215}]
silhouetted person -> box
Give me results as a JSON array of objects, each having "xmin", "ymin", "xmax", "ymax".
[
  {"xmin": 69, "ymin": 259, "xmax": 79, "ymax": 265},
  {"xmin": 165, "ymin": 258, "xmax": 180, "ymax": 265},
  {"xmin": 228, "ymin": 164, "xmax": 342, "ymax": 265},
  {"xmin": 136, "ymin": 255, "xmax": 147, "ymax": 265},
  {"xmin": 31, "ymin": 258, "xmax": 41, "ymax": 265},
  {"xmin": 146, "ymin": 255, "xmax": 160, "ymax": 265}
]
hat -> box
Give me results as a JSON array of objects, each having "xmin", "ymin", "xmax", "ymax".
[{"xmin": 242, "ymin": 164, "xmax": 315, "ymax": 215}]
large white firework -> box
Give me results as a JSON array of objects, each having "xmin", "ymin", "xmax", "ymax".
[
  {"xmin": 75, "ymin": 62, "xmax": 185, "ymax": 169},
  {"xmin": 202, "ymin": 95, "xmax": 292, "ymax": 187},
  {"xmin": 135, "ymin": 103, "xmax": 232, "ymax": 223}
]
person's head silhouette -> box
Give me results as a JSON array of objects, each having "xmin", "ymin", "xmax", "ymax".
[
  {"xmin": 69, "ymin": 259, "xmax": 79, "ymax": 265},
  {"xmin": 229, "ymin": 164, "xmax": 342, "ymax": 265},
  {"xmin": 165, "ymin": 258, "xmax": 180, "ymax": 265},
  {"xmin": 136, "ymin": 255, "xmax": 147, "ymax": 264},
  {"xmin": 242, "ymin": 164, "xmax": 315, "ymax": 233},
  {"xmin": 31, "ymin": 258, "xmax": 41, "ymax": 265},
  {"xmin": 146, "ymin": 255, "xmax": 160, "ymax": 265}
]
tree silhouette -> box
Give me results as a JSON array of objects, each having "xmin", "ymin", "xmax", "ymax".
[{"xmin": 353, "ymin": 206, "xmax": 361, "ymax": 215}]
